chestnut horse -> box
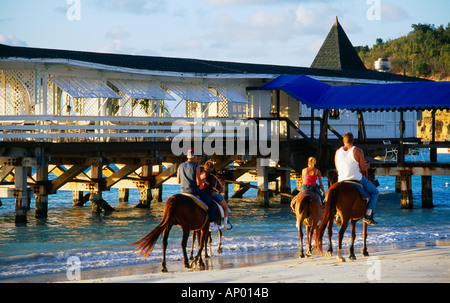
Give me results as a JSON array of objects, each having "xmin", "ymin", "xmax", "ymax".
[
  {"xmin": 132, "ymin": 174, "xmax": 216, "ymax": 272},
  {"xmin": 315, "ymin": 177, "xmax": 370, "ymax": 262},
  {"xmin": 291, "ymin": 190, "xmax": 323, "ymax": 258}
]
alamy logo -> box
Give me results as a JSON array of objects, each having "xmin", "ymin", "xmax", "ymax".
[
  {"xmin": 367, "ymin": 0, "xmax": 381, "ymax": 21},
  {"xmin": 171, "ymin": 118, "xmax": 279, "ymax": 166},
  {"xmin": 66, "ymin": 0, "xmax": 81, "ymax": 21},
  {"xmin": 366, "ymin": 256, "xmax": 381, "ymax": 281},
  {"xmin": 66, "ymin": 256, "xmax": 81, "ymax": 281}
]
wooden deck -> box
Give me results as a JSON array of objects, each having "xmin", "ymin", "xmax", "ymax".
[{"xmin": 1, "ymin": 115, "xmax": 449, "ymax": 223}]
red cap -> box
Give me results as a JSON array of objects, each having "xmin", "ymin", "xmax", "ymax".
[{"xmin": 187, "ymin": 148, "xmax": 195, "ymax": 158}]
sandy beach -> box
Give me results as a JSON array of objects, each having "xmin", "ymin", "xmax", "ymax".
[{"xmin": 64, "ymin": 241, "xmax": 449, "ymax": 284}]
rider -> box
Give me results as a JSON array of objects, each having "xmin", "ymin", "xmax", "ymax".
[
  {"xmin": 201, "ymin": 160, "xmax": 232, "ymax": 230},
  {"xmin": 301, "ymin": 157, "xmax": 325, "ymax": 205},
  {"xmin": 177, "ymin": 148, "xmax": 221, "ymax": 231},
  {"xmin": 335, "ymin": 132, "xmax": 379, "ymax": 225}
]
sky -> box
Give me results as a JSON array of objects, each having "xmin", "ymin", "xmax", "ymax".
[{"xmin": 0, "ymin": 0, "xmax": 449, "ymax": 67}]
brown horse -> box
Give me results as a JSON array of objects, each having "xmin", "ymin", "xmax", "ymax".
[
  {"xmin": 315, "ymin": 180, "xmax": 370, "ymax": 262},
  {"xmin": 291, "ymin": 190, "xmax": 323, "ymax": 258},
  {"xmin": 132, "ymin": 174, "xmax": 217, "ymax": 272}
]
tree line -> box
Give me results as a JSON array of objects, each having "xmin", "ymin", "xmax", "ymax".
[{"xmin": 356, "ymin": 23, "xmax": 450, "ymax": 80}]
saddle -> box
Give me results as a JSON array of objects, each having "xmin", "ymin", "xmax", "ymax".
[
  {"xmin": 342, "ymin": 181, "xmax": 370, "ymax": 202},
  {"xmin": 181, "ymin": 193, "xmax": 224, "ymax": 217}
]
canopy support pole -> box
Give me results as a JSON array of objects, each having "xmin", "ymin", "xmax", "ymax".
[{"xmin": 430, "ymin": 109, "xmax": 437, "ymax": 162}]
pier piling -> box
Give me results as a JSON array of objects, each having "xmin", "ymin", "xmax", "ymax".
[
  {"xmin": 400, "ymin": 170, "xmax": 413, "ymax": 209},
  {"xmin": 257, "ymin": 158, "xmax": 269, "ymax": 206},
  {"xmin": 421, "ymin": 176, "xmax": 433, "ymax": 208},
  {"xmin": 14, "ymin": 166, "xmax": 28, "ymax": 223},
  {"xmin": 35, "ymin": 166, "xmax": 49, "ymax": 219}
]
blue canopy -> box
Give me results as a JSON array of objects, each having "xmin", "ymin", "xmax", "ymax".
[{"xmin": 261, "ymin": 75, "xmax": 450, "ymax": 111}]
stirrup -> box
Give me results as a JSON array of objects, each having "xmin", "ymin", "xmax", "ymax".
[
  {"xmin": 209, "ymin": 223, "xmax": 221, "ymax": 231},
  {"xmin": 222, "ymin": 222, "xmax": 233, "ymax": 230},
  {"xmin": 363, "ymin": 214, "xmax": 378, "ymax": 225}
]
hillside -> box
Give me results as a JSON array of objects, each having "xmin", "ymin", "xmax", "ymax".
[
  {"xmin": 356, "ymin": 23, "xmax": 450, "ymax": 81},
  {"xmin": 355, "ymin": 23, "xmax": 450, "ymax": 141}
]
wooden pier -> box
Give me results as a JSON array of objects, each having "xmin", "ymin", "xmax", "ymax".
[
  {"xmin": 1, "ymin": 18, "xmax": 449, "ymax": 223},
  {"xmin": 1, "ymin": 113, "xmax": 449, "ymax": 223}
]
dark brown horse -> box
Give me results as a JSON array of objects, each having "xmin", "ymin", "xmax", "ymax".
[
  {"xmin": 132, "ymin": 174, "xmax": 217, "ymax": 272},
  {"xmin": 291, "ymin": 190, "xmax": 323, "ymax": 258},
  {"xmin": 315, "ymin": 178, "xmax": 370, "ymax": 262}
]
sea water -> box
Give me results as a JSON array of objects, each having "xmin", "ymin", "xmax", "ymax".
[{"xmin": 0, "ymin": 155, "xmax": 449, "ymax": 281}]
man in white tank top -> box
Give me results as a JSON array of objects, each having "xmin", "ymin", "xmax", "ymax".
[{"xmin": 335, "ymin": 132, "xmax": 379, "ymax": 225}]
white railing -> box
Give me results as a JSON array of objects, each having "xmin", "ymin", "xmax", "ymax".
[{"xmin": 0, "ymin": 115, "xmax": 253, "ymax": 142}]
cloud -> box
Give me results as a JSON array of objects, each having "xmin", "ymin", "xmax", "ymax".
[
  {"xmin": 199, "ymin": 4, "xmax": 340, "ymax": 46},
  {"xmin": 97, "ymin": 27, "xmax": 131, "ymax": 54},
  {"xmin": 97, "ymin": 39, "xmax": 126, "ymax": 53},
  {"xmin": 295, "ymin": 4, "xmax": 343, "ymax": 34},
  {"xmin": 203, "ymin": 0, "xmax": 324, "ymax": 6},
  {"xmin": 381, "ymin": 3, "xmax": 410, "ymax": 21},
  {"xmin": 106, "ymin": 27, "xmax": 131, "ymax": 40},
  {"xmin": 91, "ymin": 0, "xmax": 167, "ymax": 15},
  {"xmin": 204, "ymin": 0, "xmax": 277, "ymax": 5},
  {"xmin": 0, "ymin": 34, "xmax": 28, "ymax": 46}
]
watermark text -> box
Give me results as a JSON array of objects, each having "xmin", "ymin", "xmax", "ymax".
[{"xmin": 66, "ymin": 0, "xmax": 81, "ymax": 21}]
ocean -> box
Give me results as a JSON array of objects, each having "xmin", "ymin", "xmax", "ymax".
[{"xmin": 1, "ymin": 155, "xmax": 449, "ymax": 282}]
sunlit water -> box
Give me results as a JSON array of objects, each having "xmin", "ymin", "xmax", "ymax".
[{"xmin": 1, "ymin": 155, "xmax": 449, "ymax": 280}]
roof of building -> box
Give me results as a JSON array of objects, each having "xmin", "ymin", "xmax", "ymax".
[
  {"xmin": 261, "ymin": 75, "xmax": 449, "ymax": 112},
  {"xmin": 311, "ymin": 17, "xmax": 367, "ymax": 71},
  {"xmin": 0, "ymin": 19, "xmax": 428, "ymax": 85}
]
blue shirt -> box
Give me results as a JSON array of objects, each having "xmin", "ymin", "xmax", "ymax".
[{"xmin": 178, "ymin": 161, "xmax": 198, "ymax": 194}]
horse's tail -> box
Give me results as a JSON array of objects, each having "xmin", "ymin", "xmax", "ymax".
[
  {"xmin": 299, "ymin": 195, "xmax": 310, "ymax": 218},
  {"xmin": 315, "ymin": 186, "xmax": 338, "ymax": 255},
  {"xmin": 132, "ymin": 196, "xmax": 176, "ymax": 258}
]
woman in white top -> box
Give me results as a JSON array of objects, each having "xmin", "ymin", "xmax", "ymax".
[{"xmin": 335, "ymin": 132, "xmax": 379, "ymax": 225}]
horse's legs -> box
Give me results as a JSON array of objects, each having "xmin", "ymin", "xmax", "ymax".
[
  {"xmin": 191, "ymin": 230, "xmax": 207, "ymax": 270},
  {"xmin": 181, "ymin": 229, "xmax": 190, "ymax": 268},
  {"xmin": 205, "ymin": 231, "xmax": 211, "ymax": 258},
  {"xmin": 298, "ymin": 218, "xmax": 304, "ymax": 258},
  {"xmin": 326, "ymin": 218, "xmax": 333, "ymax": 258},
  {"xmin": 306, "ymin": 225, "xmax": 314, "ymax": 257},
  {"xmin": 189, "ymin": 231, "xmax": 196, "ymax": 260},
  {"xmin": 349, "ymin": 220, "xmax": 357, "ymax": 260},
  {"xmin": 198, "ymin": 230, "xmax": 207, "ymax": 270},
  {"xmin": 336, "ymin": 219, "xmax": 348, "ymax": 262},
  {"xmin": 362, "ymin": 221, "xmax": 370, "ymax": 257},
  {"xmin": 161, "ymin": 225, "xmax": 172, "ymax": 272},
  {"xmin": 217, "ymin": 230, "xmax": 223, "ymax": 254}
]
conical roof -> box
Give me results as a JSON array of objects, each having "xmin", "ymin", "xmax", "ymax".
[{"xmin": 310, "ymin": 17, "xmax": 366, "ymax": 71}]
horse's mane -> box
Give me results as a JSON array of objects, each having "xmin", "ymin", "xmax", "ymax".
[{"xmin": 201, "ymin": 172, "xmax": 217, "ymax": 196}]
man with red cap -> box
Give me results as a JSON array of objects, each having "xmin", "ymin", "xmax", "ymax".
[{"xmin": 177, "ymin": 148, "xmax": 220, "ymax": 231}]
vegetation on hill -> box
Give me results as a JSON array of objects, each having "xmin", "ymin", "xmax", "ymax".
[{"xmin": 356, "ymin": 23, "xmax": 450, "ymax": 80}]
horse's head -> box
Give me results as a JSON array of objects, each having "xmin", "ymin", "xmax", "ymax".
[
  {"xmin": 327, "ymin": 169, "xmax": 338, "ymax": 185},
  {"xmin": 202, "ymin": 173, "xmax": 217, "ymax": 197}
]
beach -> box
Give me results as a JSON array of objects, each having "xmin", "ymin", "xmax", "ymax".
[{"xmin": 65, "ymin": 241, "xmax": 449, "ymax": 284}]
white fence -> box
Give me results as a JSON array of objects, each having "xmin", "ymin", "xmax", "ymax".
[{"xmin": 0, "ymin": 115, "xmax": 264, "ymax": 142}]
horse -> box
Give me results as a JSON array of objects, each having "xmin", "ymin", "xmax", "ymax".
[
  {"xmin": 291, "ymin": 190, "xmax": 323, "ymax": 258},
  {"xmin": 315, "ymin": 172, "xmax": 370, "ymax": 262},
  {"xmin": 132, "ymin": 174, "xmax": 217, "ymax": 272}
]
